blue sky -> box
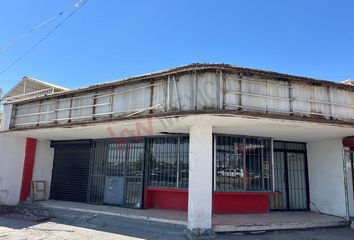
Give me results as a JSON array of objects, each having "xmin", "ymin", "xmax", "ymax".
[{"xmin": 0, "ymin": 0, "xmax": 353, "ymax": 94}]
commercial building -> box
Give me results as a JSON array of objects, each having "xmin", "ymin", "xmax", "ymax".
[{"xmin": 0, "ymin": 64, "xmax": 354, "ymax": 234}]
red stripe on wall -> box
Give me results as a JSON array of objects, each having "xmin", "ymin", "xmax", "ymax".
[
  {"xmin": 342, "ymin": 137, "xmax": 354, "ymax": 150},
  {"xmin": 19, "ymin": 138, "xmax": 37, "ymax": 203}
]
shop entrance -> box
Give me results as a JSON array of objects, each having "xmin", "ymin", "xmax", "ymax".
[
  {"xmin": 50, "ymin": 140, "xmax": 91, "ymax": 202},
  {"xmin": 270, "ymin": 141, "xmax": 309, "ymax": 210},
  {"xmin": 87, "ymin": 139, "xmax": 145, "ymax": 209}
]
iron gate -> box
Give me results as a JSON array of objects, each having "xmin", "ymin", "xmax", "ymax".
[
  {"xmin": 87, "ymin": 139, "xmax": 145, "ymax": 208},
  {"xmin": 270, "ymin": 141, "xmax": 309, "ymax": 210}
]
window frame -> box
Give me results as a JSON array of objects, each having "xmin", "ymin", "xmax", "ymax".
[
  {"xmin": 145, "ymin": 135, "xmax": 189, "ymax": 190},
  {"xmin": 213, "ymin": 134, "xmax": 273, "ymax": 192}
]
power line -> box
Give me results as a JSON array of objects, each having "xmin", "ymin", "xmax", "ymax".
[
  {"xmin": 0, "ymin": 16, "xmax": 59, "ymax": 53},
  {"xmin": 0, "ymin": 0, "xmax": 88, "ymax": 77},
  {"xmin": 0, "ymin": 0, "xmax": 85, "ymax": 53}
]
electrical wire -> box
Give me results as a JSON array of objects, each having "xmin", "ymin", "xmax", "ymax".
[
  {"xmin": 0, "ymin": 0, "xmax": 85, "ymax": 53},
  {"xmin": 0, "ymin": 0, "xmax": 88, "ymax": 76},
  {"xmin": 0, "ymin": 15, "xmax": 59, "ymax": 53}
]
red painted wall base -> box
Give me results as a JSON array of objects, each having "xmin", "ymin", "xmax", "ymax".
[
  {"xmin": 144, "ymin": 188, "xmax": 270, "ymax": 214},
  {"xmin": 19, "ymin": 138, "xmax": 37, "ymax": 203},
  {"xmin": 144, "ymin": 188, "xmax": 188, "ymax": 211},
  {"xmin": 213, "ymin": 192, "xmax": 270, "ymax": 214}
]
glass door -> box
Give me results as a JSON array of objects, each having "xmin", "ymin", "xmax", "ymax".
[
  {"xmin": 287, "ymin": 152, "xmax": 308, "ymax": 210},
  {"xmin": 271, "ymin": 141, "xmax": 309, "ymax": 211},
  {"xmin": 270, "ymin": 151, "xmax": 288, "ymax": 210}
]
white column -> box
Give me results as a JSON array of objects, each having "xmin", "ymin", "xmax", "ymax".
[
  {"xmin": 188, "ymin": 122, "xmax": 213, "ymax": 231},
  {"xmin": 307, "ymin": 139, "xmax": 346, "ymax": 217}
]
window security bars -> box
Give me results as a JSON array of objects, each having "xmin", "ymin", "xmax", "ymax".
[
  {"xmin": 270, "ymin": 141, "xmax": 309, "ymax": 210},
  {"xmin": 87, "ymin": 136, "xmax": 189, "ymax": 208},
  {"xmin": 214, "ymin": 135, "xmax": 272, "ymax": 192},
  {"xmin": 145, "ymin": 136, "xmax": 189, "ymax": 189},
  {"xmin": 87, "ymin": 139, "xmax": 145, "ymax": 208}
]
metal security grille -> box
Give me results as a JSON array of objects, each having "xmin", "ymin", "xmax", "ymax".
[
  {"xmin": 214, "ymin": 135, "xmax": 272, "ymax": 192},
  {"xmin": 50, "ymin": 140, "xmax": 91, "ymax": 202},
  {"xmin": 270, "ymin": 141, "xmax": 309, "ymax": 210},
  {"xmin": 87, "ymin": 138, "xmax": 144, "ymax": 208},
  {"xmin": 145, "ymin": 136, "xmax": 189, "ymax": 189}
]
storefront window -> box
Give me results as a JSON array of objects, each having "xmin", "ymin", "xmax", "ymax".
[
  {"xmin": 146, "ymin": 136, "xmax": 189, "ymax": 189},
  {"xmin": 215, "ymin": 135, "xmax": 272, "ymax": 192}
]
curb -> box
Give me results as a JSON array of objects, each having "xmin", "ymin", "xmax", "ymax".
[{"xmin": 42, "ymin": 204, "xmax": 187, "ymax": 226}]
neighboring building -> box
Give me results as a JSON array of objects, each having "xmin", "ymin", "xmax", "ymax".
[
  {"xmin": 341, "ymin": 79, "xmax": 354, "ymax": 86},
  {"xmin": 2, "ymin": 76, "xmax": 68, "ymax": 103},
  {"xmin": 0, "ymin": 63, "xmax": 354, "ymax": 234}
]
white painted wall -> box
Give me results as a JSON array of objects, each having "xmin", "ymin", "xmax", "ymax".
[
  {"xmin": 188, "ymin": 122, "xmax": 213, "ymax": 231},
  {"xmin": 0, "ymin": 104, "xmax": 12, "ymax": 131},
  {"xmin": 0, "ymin": 133, "xmax": 26, "ymax": 205},
  {"xmin": 32, "ymin": 140, "xmax": 54, "ymax": 200},
  {"xmin": 307, "ymin": 139, "xmax": 346, "ymax": 217}
]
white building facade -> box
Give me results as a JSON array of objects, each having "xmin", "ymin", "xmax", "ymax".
[{"xmin": 1, "ymin": 64, "xmax": 354, "ymax": 233}]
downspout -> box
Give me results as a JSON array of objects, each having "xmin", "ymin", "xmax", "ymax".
[{"xmin": 342, "ymin": 148, "xmax": 350, "ymax": 221}]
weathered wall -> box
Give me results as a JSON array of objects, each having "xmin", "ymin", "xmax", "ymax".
[
  {"xmin": 10, "ymin": 69, "xmax": 354, "ymax": 130},
  {"xmin": 0, "ymin": 134, "xmax": 26, "ymax": 205},
  {"xmin": 307, "ymin": 139, "xmax": 346, "ymax": 217},
  {"xmin": 32, "ymin": 140, "xmax": 54, "ymax": 200}
]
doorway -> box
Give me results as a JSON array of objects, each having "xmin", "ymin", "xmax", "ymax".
[
  {"xmin": 50, "ymin": 140, "xmax": 91, "ymax": 202},
  {"xmin": 270, "ymin": 141, "xmax": 309, "ymax": 210},
  {"xmin": 87, "ymin": 139, "xmax": 145, "ymax": 209}
]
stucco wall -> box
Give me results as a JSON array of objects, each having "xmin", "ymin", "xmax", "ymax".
[
  {"xmin": 307, "ymin": 139, "xmax": 346, "ymax": 217},
  {"xmin": 32, "ymin": 140, "xmax": 54, "ymax": 200},
  {"xmin": 0, "ymin": 134, "xmax": 26, "ymax": 205}
]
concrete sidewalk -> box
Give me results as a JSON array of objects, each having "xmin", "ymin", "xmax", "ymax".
[
  {"xmin": 39, "ymin": 200, "xmax": 188, "ymax": 225},
  {"xmin": 213, "ymin": 212, "xmax": 349, "ymax": 232},
  {"xmin": 38, "ymin": 200, "xmax": 349, "ymax": 233}
]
